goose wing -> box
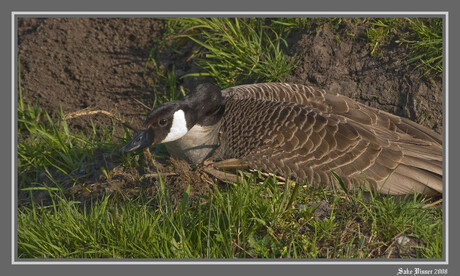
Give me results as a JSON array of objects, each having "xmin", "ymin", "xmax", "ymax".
[{"xmin": 219, "ymin": 83, "xmax": 442, "ymax": 195}]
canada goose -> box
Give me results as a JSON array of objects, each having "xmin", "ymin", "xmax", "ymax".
[{"xmin": 120, "ymin": 83, "xmax": 443, "ymax": 196}]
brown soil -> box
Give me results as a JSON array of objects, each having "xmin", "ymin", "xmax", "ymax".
[
  {"xmin": 18, "ymin": 18, "xmax": 164, "ymax": 133},
  {"xmin": 287, "ymin": 20, "xmax": 442, "ymax": 132},
  {"xmin": 17, "ymin": 18, "xmax": 443, "ymax": 205}
]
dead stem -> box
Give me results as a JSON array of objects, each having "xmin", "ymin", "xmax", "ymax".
[
  {"xmin": 143, "ymin": 172, "xmax": 178, "ymax": 178},
  {"xmin": 423, "ymin": 198, "xmax": 443, "ymax": 208},
  {"xmin": 63, "ymin": 108, "xmax": 135, "ymax": 130}
]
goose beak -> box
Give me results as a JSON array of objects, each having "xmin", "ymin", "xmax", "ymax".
[{"xmin": 120, "ymin": 129, "xmax": 152, "ymax": 154}]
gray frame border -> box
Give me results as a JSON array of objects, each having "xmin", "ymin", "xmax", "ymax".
[{"xmin": 6, "ymin": 7, "xmax": 455, "ymax": 276}]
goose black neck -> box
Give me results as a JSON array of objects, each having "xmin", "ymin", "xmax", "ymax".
[{"xmin": 184, "ymin": 83, "xmax": 225, "ymax": 127}]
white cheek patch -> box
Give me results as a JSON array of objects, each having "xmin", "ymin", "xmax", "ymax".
[{"xmin": 160, "ymin": 109, "xmax": 188, "ymax": 143}]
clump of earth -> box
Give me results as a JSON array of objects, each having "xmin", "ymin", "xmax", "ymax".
[{"xmin": 17, "ymin": 18, "xmax": 443, "ymax": 204}]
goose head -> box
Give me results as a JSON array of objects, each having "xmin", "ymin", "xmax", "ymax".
[{"xmin": 120, "ymin": 83, "xmax": 224, "ymax": 154}]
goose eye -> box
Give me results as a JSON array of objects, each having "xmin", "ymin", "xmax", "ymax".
[{"xmin": 159, "ymin": 118, "xmax": 168, "ymax": 126}]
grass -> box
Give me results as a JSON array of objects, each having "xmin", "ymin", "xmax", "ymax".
[
  {"xmin": 18, "ymin": 175, "xmax": 442, "ymax": 258},
  {"xmin": 16, "ymin": 18, "xmax": 443, "ymax": 259},
  {"xmin": 365, "ymin": 18, "xmax": 399, "ymax": 57},
  {"xmin": 403, "ymin": 18, "xmax": 443, "ymax": 75},
  {"xmin": 365, "ymin": 17, "xmax": 443, "ymax": 75},
  {"xmin": 17, "ymin": 62, "xmax": 135, "ymax": 199},
  {"xmin": 164, "ymin": 18, "xmax": 305, "ymax": 88},
  {"xmin": 144, "ymin": 47, "xmax": 185, "ymax": 109}
]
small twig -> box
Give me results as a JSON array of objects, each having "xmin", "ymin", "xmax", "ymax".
[
  {"xmin": 63, "ymin": 108, "xmax": 135, "ymax": 130},
  {"xmin": 383, "ymin": 227, "xmax": 411, "ymax": 257},
  {"xmin": 250, "ymin": 170, "xmax": 296, "ymax": 185},
  {"xmin": 200, "ymin": 172, "xmax": 214, "ymax": 186},
  {"xmin": 131, "ymin": 97, "xmax": 151, "ymax": 111},
  {"xmin": 143, "ymin": 172, "xmax": 178, "ymax": 178},
  {"xmin": 339, "ymin": 220, "xmax": 354, "ymax": 244},
  {"xmin": 186, "ymin": 48, "xmax": 201, "ymax": 62},
  {"xmin": 367, "ymin": 227, "xmax": 410, "ymax": 258},
  {"xmin": 423, "ymin": 198, "xmax": 443, "ymax": 208},
  {"xmin": 64, "ymin": 108, "xmax": 113, "ymax": 120},
  {"xmin": 232, "ymin": 240, "xmax": 256, "ymax": 258}
]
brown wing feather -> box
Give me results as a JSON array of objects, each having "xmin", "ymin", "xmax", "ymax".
[{"xmin": 218, "ymin": 83, "xmax": 442, "ymax": 195}]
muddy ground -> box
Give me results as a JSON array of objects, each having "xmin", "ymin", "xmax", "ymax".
[{"xmin": 17, "ymin": 17, "xmax": 443, "ymax": 204}]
